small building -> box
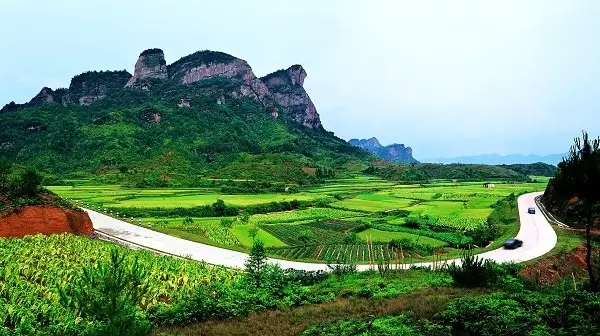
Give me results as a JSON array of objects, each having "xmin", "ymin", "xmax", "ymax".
[
  {"xmin": 483, "ymin": 183, "xmax": 495, "ymax": 188},
  {"xmin": 177, "ymin": 98, "xmax": 191, "ymax": 108}
]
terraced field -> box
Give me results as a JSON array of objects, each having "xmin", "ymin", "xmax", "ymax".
[{"xmin": 48, "ymin": 175, "xmax": 548, "ymax": 262}]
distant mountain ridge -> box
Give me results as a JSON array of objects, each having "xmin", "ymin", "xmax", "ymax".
[
  {"xmin": 423, "ymin": 153, "xmax": 565, "ymax": 165},
  {"xmin": 348, "ymin": 137, "xmax": 418, "ymax": 164}
]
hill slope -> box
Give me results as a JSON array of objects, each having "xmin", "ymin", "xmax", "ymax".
[{"xmin": 0, "ymin": 48, "xmax": 371, "ymax": 185}]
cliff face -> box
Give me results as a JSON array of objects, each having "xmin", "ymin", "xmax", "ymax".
[
  {"xmin": 15, "ymin": 48, "xmax": 324, "ymax": 129},
  {"xmin": 168, "ymin": 51, "xmax": 270, "ymax": 102},
  {"xmin": 67, "ymin": 70, "xmax": 132, "ymax": 105},
  {"xmin": 27, "ymin": 87, "xmax": 68, "ymax": 106},
  {"xmin": 261, "ymin": 65, "xmax": 322, "ymax": 129},
  {"xmin": 349, "ymin": 137, "xmax": 382, "ymax": 151},
  {"xmin": 349, "ymin": 137, "xmax": 418, "ymax": 163},
  {"xmin": 125, "ymin": 48, "xmax": 168, "ymax": 88}
]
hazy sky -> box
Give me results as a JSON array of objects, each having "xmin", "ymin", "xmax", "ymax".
[{"xmin": 2, "ymin": 1, "xmax": 599, "ymax": 159}]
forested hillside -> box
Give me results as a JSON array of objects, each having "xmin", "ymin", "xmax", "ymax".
[
  {"xmin": 0, "ymin": 49, "xmax": 371, "ymax": 185},
  {"xmin": 364, "ymin": 163, "xmax": 529, "ymax": 182}
]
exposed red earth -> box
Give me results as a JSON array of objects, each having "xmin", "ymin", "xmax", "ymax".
[{"xmin": 0, "ymin": 205, "xmax": 93, "ymax": 238}]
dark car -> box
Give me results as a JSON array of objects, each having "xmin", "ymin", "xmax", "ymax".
[
  {"xmin": 503, "ymin": 238, "xmax": 523, "ymax": 249},
  {"xmin": 528, "ymin": 207, "xmax": 536, "ymax": 214}
]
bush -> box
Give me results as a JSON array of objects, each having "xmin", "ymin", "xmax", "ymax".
[
  {"xmin": 447, "ymin": 250, "xmax": 522, "ymax": 289},
  {"xmin": 437, "ymin": 289, "xmax": 600, "ymax": 336},
  {"xmin": 59, "ymin": 248, "xmax": 152, "ymax": 336},
  {"xmin": 284, "ymin": 269, "xmax": 329, "ymax": 286}
]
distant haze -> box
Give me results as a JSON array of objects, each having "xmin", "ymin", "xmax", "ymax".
[
  {"xmin": 1, "ymin": 1, "xmax": 599, "ymax": 158},
  {"xmin": 422, "ymin": 153, "xmax": 567, "ymax": 165}
]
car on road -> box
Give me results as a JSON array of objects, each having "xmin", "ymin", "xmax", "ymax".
[
  {"xmin": 528, "ymin": 207, "xmax": 536, "ymax": 214},
  {"xmin": 503, "ymin": 238, "xmax": 523, "ymax": 249}
]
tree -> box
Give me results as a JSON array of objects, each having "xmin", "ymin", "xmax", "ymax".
[
  {"xmin": 568, "ymin": 132, "xmax": 600, "ymax": 290},
  {"xmin": 550, "ymin": 131, "xmax": 600, "ymax": 290},
  {"xmin": 298, "ymin": 229, "xmax": 315, "ymax": 246},
  {"xmin": 244, "ymin": 239, "xmax": 268, "ymax": 288},
  {"xmin": 0, "ymin": 158, "xmax": 11, "ymax": 192},
  {"xmin": 248, "ymin": 226, "xmax": 259, "ymax": 240},
  {"xmin": 212, "ymin": 199, "xmax": 228, "ymax": 216},
  {"xmin": 60, "ymin": 248, "xmax": 151, "ymax": 335},
  {"xmin": 238, "ymin": 212, "xmax": 251, "ymax": 224},
  {"xmin": 220, "ymin": 217, "xmax": 234, "ymax": 229},
  {"xmin": 14, "ymin": 169, "xmax": 43, "ymax": 197}
]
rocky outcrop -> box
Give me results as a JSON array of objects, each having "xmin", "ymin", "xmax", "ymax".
[
  {"xmin": 125, "ymin": 48, "xmax": 168, "ymax": 88},
  {"xmin": 168, "ymin": 51, "xmax": 270, "ymax": 103},
  {"xmin": 349, "ymin": 137, "xmax": 419, "ymax": 163},
  {"xmin": 28, "ymin": 87, "xmax": 68, "ymax": 106},
  {"xmin": 14, "ymin": 48, "xmax": 326, "ymax": 129},
  {"xmin": 67, "ymin": 70, "xmax": 131, "ymax": 105},
  {"xmin": 0, "ymin": 205, "xmax": 93, "ymax": 238},
  {"xmin": 260, "ymin": 65, "xmax": 322, "ymax": 129},
  {"xmin": 349, "ymin": 137, "xmax": 382, "ymax": 151}
]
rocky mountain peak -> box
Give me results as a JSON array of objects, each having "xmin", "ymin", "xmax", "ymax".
[
  {"xmin": 167, "ymin": 50, "xmax": 270, "ymax": 102},
  {"xmin": 68, "ymin": 70, "xmax": 131, "ymax": 105},
  {"xmin": 287, "ymin": 64, "xmax": 307, "ymax": 86},
  {"xmin": 29, "ymin": 87, "xmax": 57, "ymax": 104},
  {"xmin": 260, "ymin": 65, "xmax": 322, "ymax": 129},
  {"xmin": 125, "ymin": 48, "xmax": 168, "ymax": 88},
  {"xmin": 11, "ymin": 48, "xmax": 326, "ymax": 130},
  {"xmin": 349, "ymin": 137, "xmax": 418, "ymax": 164},
  {"xmin": 349, "ymin": 137, "xmax": 382, "ymax": 150}
]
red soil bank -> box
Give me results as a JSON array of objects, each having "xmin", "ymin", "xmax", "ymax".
[{"xmin": 0, "ymin": 205, "xmax": 93, "ymax": 238}]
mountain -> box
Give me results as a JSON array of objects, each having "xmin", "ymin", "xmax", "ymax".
[
  {"xmin": 423, "ymin": 153, "xmax": 566, "ymax": 165},
  {"xmin": 0, "ymin": 48, "xmax": 371, "ymax": 185},
  {"xmin": 348, "ymin": 137, "xmax": 418, "ymax": 164}
]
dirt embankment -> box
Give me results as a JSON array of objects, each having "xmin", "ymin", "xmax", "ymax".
[
  {"xmin": 521, "ymin": 244, "xmax": 597, "ymax": 285},
  {"xmin": 0, "ymin": 205, "xmax": 93, "ymax": 238}
]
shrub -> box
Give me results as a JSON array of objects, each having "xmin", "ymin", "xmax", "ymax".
[
  {"xmin": 284, "ymin": 269, "xmax": 329, "ymax": 286},
  {"xmin": 59, "ymin": 248, "xmax": 152, "ymax": 336},
  {"xmin": 447, "ymin": 250, "xmax": 522, "ymax": 289},
  {"xmin": 244, "ymin": 239, "xmax": 268, "ymax": 288}
]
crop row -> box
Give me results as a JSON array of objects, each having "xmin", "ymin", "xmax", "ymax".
[
  {"xmin": 249, "ymin": 208, "xmax": 360, "ymax": 225},
  {"xmin": 186, "ymin": 225, "xmax": 242, "ymax": 246},
  {"xmin": 371, "ymin": 223, "xmax": 472, "ymax": 247},
  {"xmin": 259, "ymin": 224, "xmax": 347, "ymax": 246},
  {"xmin": 0, "ymin": 234, "xmax": 240, "ymax": 333},
  {"xmin": 269, "ymin": 243, "xmax": 399, "ymax": 262}
]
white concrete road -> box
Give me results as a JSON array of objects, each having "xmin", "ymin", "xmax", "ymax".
[{"xmin": 85, "ymin": 191, "xmax": 556, "ymax": 271}]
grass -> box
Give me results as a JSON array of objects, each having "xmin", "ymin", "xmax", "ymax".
[
  {"xmin": 47, "ymin": 176, "xmax": 549, "ymax": 263},
  {"xmin": 330, "ymin": 196, "xmax": 415, "ymax": 212},
  {"xmin": 357, "ymin": 228, "xmax": 447, "ymax": 247},
  {"xmin": 48, "ymin": 185, "xmax": 317, "ymax": 208},
  {"xmin": 152, "ymin": 286, "xmax": 491, "ymax": 336},
  {"xmin": 230, "ymin": 225, "xmax": 287, "ymax": 247}
]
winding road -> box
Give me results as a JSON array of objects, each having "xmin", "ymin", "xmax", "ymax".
[{"xmin": 85, "ymin": 192, "xmax": 557, "ymax": 271}]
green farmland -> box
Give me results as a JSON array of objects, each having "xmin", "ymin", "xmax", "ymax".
[{"xmin": 48, "ymin": 175, "xmax": 548, "ymax": 263}]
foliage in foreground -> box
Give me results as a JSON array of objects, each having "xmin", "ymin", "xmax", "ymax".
[
  {"xmin": 302, "ymin": 287, "xmax": 600, "ymax": 336},
  {"xmin": 59, "ymin": 249, "xmax": 152, "ymax": 336},
  {"xmin": 0, "ymin": 234, "xmax": 239, "ymax": 335},
  {"xmin": 447, "ymin": 249, "xmax": 522, "ymax": 289},
  {"xmin": 542, "ymin": 131, "xmax": 600, "ymax": 290}
]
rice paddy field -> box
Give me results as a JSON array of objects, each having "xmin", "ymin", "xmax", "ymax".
[{"xmin": 48, "ymin": 175, "xmax": 549, "ymax": 263}]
